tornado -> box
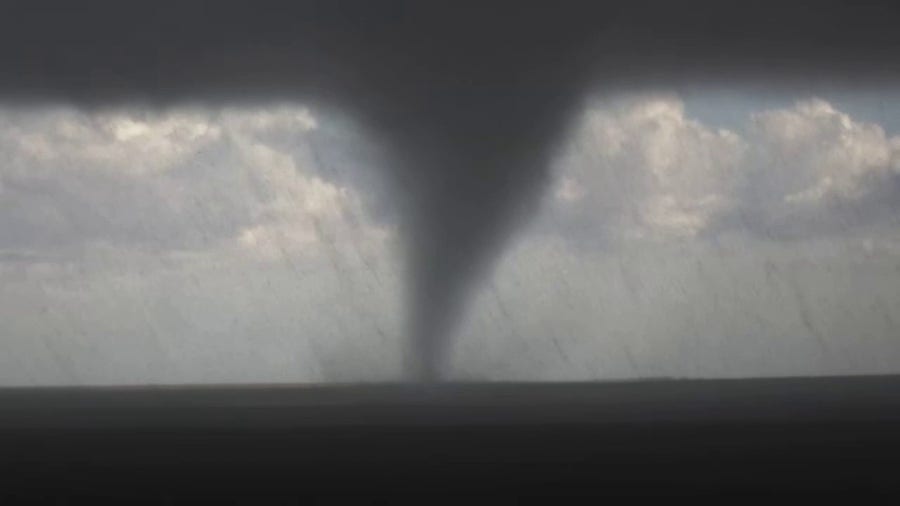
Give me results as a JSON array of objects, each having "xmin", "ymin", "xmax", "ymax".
[
  {"xmin": 380, "ymin": 87, "xmax": 586, "ymax": 381},
  {"xmin": 331, "ymin": 5, "xmax": 598, "ymax": 380}
]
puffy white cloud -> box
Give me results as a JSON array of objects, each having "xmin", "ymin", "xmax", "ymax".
[
  {"xmin": 749, "ymin": 99, "xmax": 894, "ymax": 199},
  {"xmin": 0, "ymin": 103, "xmax": 388, "ymax": 259},
  {"xmin": 0, "ymin": 106, "xmax": 222, "ymax": 176},
  {"xmin": 547, "ymin": 94, "xmax": 745, "ymax": 243},
  {"xmin": 735, "ymin": 99, "xmax": 900, "ymax": 238},
  {"xmin": 546, "ymin": 95, "xmax": 900, "ymax": 245}
]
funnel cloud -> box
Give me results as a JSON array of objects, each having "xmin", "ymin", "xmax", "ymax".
[{"xmin": 2, "ymin": 1, "xmax": 900, "ymax": 380}]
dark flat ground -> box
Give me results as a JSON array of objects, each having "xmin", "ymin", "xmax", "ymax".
[
  {"xmin": 3, "ymin": 375, "xmax": 900, "ymax": 427},
  {"xmin": 2, "ymin": 376, "xmax": 900, "ymax": 500}
]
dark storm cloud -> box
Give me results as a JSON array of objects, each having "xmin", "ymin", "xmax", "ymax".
[{"xmin": 2, "ymin": 0, "xmax": 899, "ymax": 380}]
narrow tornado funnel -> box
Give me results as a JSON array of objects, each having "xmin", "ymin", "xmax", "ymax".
[
  {"xmin": 366, "ymin": 84, "xmax": 585, "ymax": 381},
  {"xmin": 328, "ymin": 5, "xmax": 601, "ymax": 382}
]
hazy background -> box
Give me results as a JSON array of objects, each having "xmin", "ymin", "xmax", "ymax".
[{"xmin": 2, "ymin": 89, "xmax": 899, "ymax": 385}]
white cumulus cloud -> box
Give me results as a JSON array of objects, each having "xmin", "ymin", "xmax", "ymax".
[
  {"xmin": 546, "ymin": 95, "xmax": 900, "ymax": 245},
  {"xmin": 0, "ymin": 103, "xmax": 389, "ymax": 260}
]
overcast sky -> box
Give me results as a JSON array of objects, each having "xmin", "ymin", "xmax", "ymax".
[{"xmin": 1, "ymin": 90, "xmax": 899, "ymax": 385}]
